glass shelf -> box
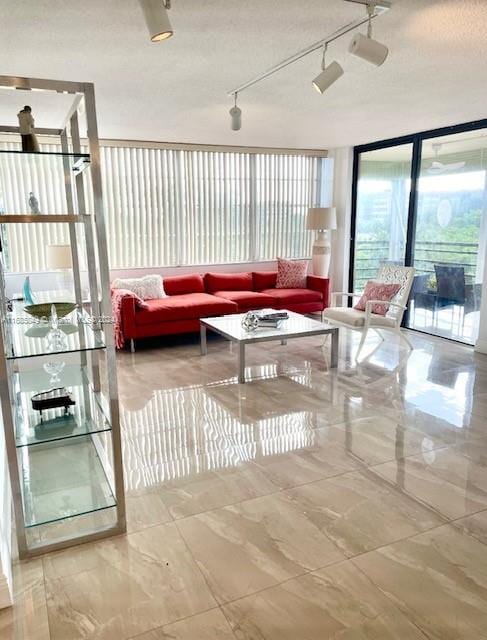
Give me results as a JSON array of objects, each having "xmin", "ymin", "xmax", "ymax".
[
  {"xmin": 13, "ymin": 365, "xmax": 111, "ymax": 448},
  {"xmin": 4, "ymin": 306, "xmax": 105, "ymax": 360},
  {"xmin": 19, "ymin": 435, "xmax": 116, "ymax": 528},
  {"xmin": 0, "ymin": 149, "xmax": 90, "ymax": 174}
]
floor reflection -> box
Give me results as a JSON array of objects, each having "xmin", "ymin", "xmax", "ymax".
[{"xmin": 5, "ymin": 328, "xmax": 487, "ymax": 640}]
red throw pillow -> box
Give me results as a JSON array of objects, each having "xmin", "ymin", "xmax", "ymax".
[
  {"xmin": 163, "ymin": 273, "xmax": 205, "ymax": 296},
  {"xmin": 354, "ymin": 281, "xmax": 401, "ymax": 316},
  {"xmin": 275, "ymin": 258, "xmax": 308, "ymax": 289},
  {"xmin": 204, "ymin": 272, "xmax": 252, "ymax": 293},
  {"xmin": 252, "ymin": 271, "xmax": 277, "ymax": 291}
]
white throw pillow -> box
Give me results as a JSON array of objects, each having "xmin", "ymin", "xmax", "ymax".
[{"xmin": 112, "ymin": 274, "xmax": 166, "ymax": 300}]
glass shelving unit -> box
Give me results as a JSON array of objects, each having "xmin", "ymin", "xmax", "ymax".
[{"xmin": 0, "ymin": 75, "xmax": 126, "ymax": 559}]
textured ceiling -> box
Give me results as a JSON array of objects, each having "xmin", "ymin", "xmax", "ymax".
[{"xmin": 1, "ymin": 0, "xmax": 486, "ymax": 150}]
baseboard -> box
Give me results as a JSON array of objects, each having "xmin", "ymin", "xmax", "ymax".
[
  {"xmin": 475, "ymin": 339, "xmax": 487, "ymax": 354},
  {"xmin": 0, "ymin": 572, "xmax": 12, "ymax": 609}
]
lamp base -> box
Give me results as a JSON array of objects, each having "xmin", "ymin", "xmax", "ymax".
[{"xmin": 312, "ymin": 231, "xmax": 331, "ymax": 278}]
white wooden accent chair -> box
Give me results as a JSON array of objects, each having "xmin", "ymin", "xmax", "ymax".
[{"xmin": 323, "ymin": 265, "xmax": 416, "ymax": 359}]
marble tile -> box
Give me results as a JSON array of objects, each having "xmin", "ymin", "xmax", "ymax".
[
  {"xmin": 370, "ymin": 446, "xmax": 487, "ymax": 520},
  {"xmin": 177, "ymin": 492, "xmax": 345, "ymax": 603},
  {"xmin": 0, "ymin": 560, "xmax": 50, "ymax": 640},
  {"xmin": 131, "ymin": 608, "xmax": 236, "ymax": 640},
  {"xmin": 222, "ymin": 559, "xmax": 429, "ymax": 639},
  {"xmin": 453, "ymin": 509, "xmax": 487, "ymax": 546},
  {"xmin": 44, "ymin": 522, "xmax": 216, "ymax": 640},
  {"xmin": 125, "ymin": 488, "xmax": 172, "ymax": 533},
  {"xmin": 286, "ymin": 469, "xmax": 445, "ymax": 557},
  {"xmin": 158, "ymin": 463, "xmax": 279, "ymax": 519},
  {"xmin": 324, "ymin": 414, "xmax": 450, "ymax": 466},
  {"xmin": 251, "ymin": 427, "xmax": 364, "ymax": 489},
  {"xmin": 354, "ymin": 524, "xmax": 487, "ymax": 640}
]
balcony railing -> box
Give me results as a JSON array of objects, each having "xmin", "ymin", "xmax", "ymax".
[{"xmin": 354, "ymin": 239, "xmax": 479, "ymax": 290}]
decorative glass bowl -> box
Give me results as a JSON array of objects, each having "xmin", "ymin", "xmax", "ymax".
[{"xmin": 24, "ymin": 302, "xmax": 76, "ymax": 319}]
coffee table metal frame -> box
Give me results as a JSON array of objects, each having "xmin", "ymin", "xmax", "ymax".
[{"xmin": 200, "ymin": 311, "xmax": 339, "ymax": 383}]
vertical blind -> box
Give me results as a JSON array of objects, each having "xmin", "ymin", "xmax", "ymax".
[{"xmin": 0, "ymin": 141, "xmax": 325, "ymax": 272}]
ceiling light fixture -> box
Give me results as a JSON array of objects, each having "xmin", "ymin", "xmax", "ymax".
[
  {"xmin": 312, "ymin": 45, "xmax": 344, "ymax": 94},
  {"xmin": 349, "ymin": 1, "xmax": 388, "ymax": 66},
  {"xmin": 225, "ymin": 1, "xmax": 391, "ymax": 127},
  {"xmin": 230, "ymin": 93, "xmax": 242, "ymax": 131},
  {"xmin": 140, "ymin": 0, "xmax": 173, "ymax": 42}
]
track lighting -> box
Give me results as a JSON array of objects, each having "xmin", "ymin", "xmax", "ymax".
[
  {"xmin": 226, "ymin": 0, "xmax": 392, "ymax": 127},
  {"xmin": 349, "ymin": 2, "xmax": 388, "ymax": 66},
  {"xmin": 140, "ymin": 0, "xmax": 173, "ymax": 42},
  {"xmin": 312, "ymin": 45, "xmax": 344, "ymax": 94},
  {"xmin": 230, "ymin": 94, "xmax": 242, "ymax": 131}
]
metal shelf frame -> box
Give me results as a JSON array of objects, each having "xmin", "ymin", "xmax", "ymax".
[{"xmin": 0, "ymin": 75, "xmax": 126, "ymax": 559}]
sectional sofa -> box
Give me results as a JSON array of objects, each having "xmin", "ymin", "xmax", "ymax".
[{"xmin": 115, "ymin": 270, "xmax": 330, "ymax": 349}]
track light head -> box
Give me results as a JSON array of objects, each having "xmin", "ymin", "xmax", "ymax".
[
  {"xmin": 312, "ymin": 46, "xmax": 344, "ymax": 94},
  {"xmin": 312, "ymin": 61, "xmax": 344, "ymax": 94},
  {"xmin": 348, "ymin": 3, "xmax": 388, "ymax": 66},
  {"xmin": 230, "ymin": 95, "xmax": 242, "ymax": 131},
  {"xmin": 140, "ymin": 0, "xmax": 173, "ymax": 42},
  {"xmin": 349, "ymin": 32, "xmax": 388, "ymax": 66}
]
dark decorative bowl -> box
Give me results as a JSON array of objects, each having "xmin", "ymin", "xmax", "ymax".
[{"xmin": 24, "ymin": 302, "xmax": 76, "ymax": 319}]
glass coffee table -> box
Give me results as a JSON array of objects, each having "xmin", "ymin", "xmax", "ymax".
[{"xmin": 200, "ymin": 311, "xmax": 339, "ymax": 383}]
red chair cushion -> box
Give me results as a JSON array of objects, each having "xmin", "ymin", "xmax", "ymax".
[
  {"xmin": 212, "ymin": 290, "xmax": 276, "ymax": 311},
  {"xmin": 260, "ymin": 288, "xmax": 322, "ymax": 307},
  {"xmin": 135, "ymin": 293, "xmax": 237, "ymax": 325},
  {"xmin": 252, "ymin": 271, "xmax": 278, "ymax": 291},
  {"xmin": 163, "ymin": 273, "xmax": 205, "ymax": 296},
  {"xmin": 205, "ymin": 272, "xmax": 252, "ymax": 294}
]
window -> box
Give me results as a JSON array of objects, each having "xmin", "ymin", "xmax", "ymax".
[{"xmin": 0, "ymin": 141, "xmax": 327, "ymax": 272}]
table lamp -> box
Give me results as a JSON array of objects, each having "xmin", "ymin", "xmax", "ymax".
[
  {"xmin": 46, "ymin": 244, "xmax": 73, "ymax": 292},
  {"xmin": 306, "ymin": 207, "xmax": 337, "ymax": 277}
]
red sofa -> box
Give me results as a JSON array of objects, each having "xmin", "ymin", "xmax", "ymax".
[{"xmin": 115, "ymin": 271, "xmax": 330, "ymax": 348}]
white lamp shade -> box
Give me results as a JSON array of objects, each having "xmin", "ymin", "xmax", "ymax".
[
  {"xmin": 230, "ymin": 106, "xmax": 242, "ymax": 131},
  {"xmin": 349, "ymin": 33, "xmax": 388, "ymax": 67},
  {"xmin": 312, "ymin": 61, "xmax": 344, "ymax": 94},
  {"xmin": 139, "ymin": 0, "xmax": 173, "ymax": 42},
  {"xmin": 46, "ymin": 245, "xmax": 72, "ymax": 270},
  {"xmin": 306, "ymin": 207, "xmax": 337, "ymax": 231}
]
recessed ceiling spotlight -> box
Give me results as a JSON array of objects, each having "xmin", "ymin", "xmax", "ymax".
[
  {"xmin": 230, "ymin": 93, "xmax": 242, "ymax": 131},
  {"xmin": 140, "ymin": 0, "xmax": 173, "ymax": 42},
  {"xmin": 312, "ymin": 45, "xmax": 344, "ymax": 94},
  {"xmin": 349, "ymin": 1, "xmax": 388, "ymax": 66}
]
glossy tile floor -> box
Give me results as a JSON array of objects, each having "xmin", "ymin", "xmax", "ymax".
[{"xmin": 3, "ymin": 327, "xmax": 487, "ymax": 639}]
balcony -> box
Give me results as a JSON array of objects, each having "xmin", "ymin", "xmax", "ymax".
[{"xmin": 354, "ymin": 239, "xmax": 482, "ymax": 344}]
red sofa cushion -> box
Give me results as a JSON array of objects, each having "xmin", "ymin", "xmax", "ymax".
[
  {"xmin": 205, "ymin": 272, "xmax": 252, "ymax": 294},
  {"xmin": 163, "ymin": 273, "xmax": 205, "ymax": 296},
  {"xmin": 135, "ymin": 293, "xmax": 237, "ymax": 325},
  {"xmin": 253, "ymin": 271, "xmax": 277, "ymax": 291},
  {"xmin": 260, "ymin": 288, "xmax": 323, "ymax": 307},
  {"xmin": 212, "ymin": 290, "xmax": 276, "ymax": 311}
]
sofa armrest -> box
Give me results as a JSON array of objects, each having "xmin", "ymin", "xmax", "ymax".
[
  {"xmin": 306, "ymin": 276, "xmax": 330, "ymax": 308},
  {"xmin": 119, "ymin": 295, "xmax": 138, "ymax": 339},
  {"xmin": 111, "ymin": 289, "xmax": 142, "ymax": 341}
]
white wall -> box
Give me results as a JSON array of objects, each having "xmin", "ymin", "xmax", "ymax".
[
  {"xmin": 0, "ymin": 418, "xmax": 12, "ymax": 609},
  {"xmin": 475, "ymin": 253, "xmax": 487, "ymax": 353},
  {"xmin": 327, "ymin": 147, "xmax": 353, "ymax": 294}
]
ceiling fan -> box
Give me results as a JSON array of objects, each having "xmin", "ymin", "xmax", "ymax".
[{"xmin": 427, "ymin": 143, "xmax": 466, "ymax": 175}]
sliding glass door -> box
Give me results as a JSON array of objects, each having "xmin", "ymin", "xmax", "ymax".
[
  {"xmin": 408, "ymin": 129, "xmax": 487, "ymax": 343},
  {"xmin": 351, "ymin": 143, "xmax": 412, "ymax": 293},
  {"xmin": 351, "ymin": 120, "xmax": 487, "ymax": 346}
]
